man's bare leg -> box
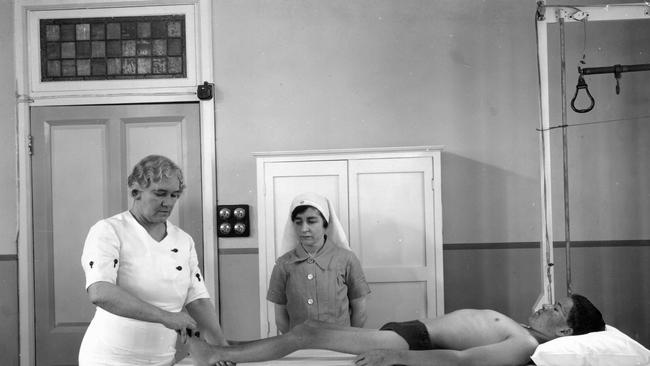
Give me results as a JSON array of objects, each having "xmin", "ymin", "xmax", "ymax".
[{"xmin": 189, "ymin": 320, "xmax": 409, "ymax": 364}]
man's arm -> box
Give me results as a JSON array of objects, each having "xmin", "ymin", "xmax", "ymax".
[
  {"xmin": 458, "ymin": 336, "xmax": 538, "ymax": 366},
  {"xmin": 355, "ymin": 336, "xmax": 538, "ymax": 366},
  {"xmin": 186, "ymin": 298, "xmax": 228, "ymax": 346}
]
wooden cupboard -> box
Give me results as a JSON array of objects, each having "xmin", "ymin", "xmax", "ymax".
[{"xmin": 254, "ymin": 146, "xmax": 444, "ymax": 336}]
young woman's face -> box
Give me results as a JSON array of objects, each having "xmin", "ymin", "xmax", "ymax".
[
  {"xmin": 292, "ymin": 207, "xmax": 326, "ymax": 249},
  {"xmin": 135, "ymin": 176, "xmax": 183, "ymax": 224}
]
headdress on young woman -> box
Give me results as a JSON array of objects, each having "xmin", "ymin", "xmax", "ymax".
[{"xmin": 278, "ymin": 192, "xmax": 350, "ymax": 255}]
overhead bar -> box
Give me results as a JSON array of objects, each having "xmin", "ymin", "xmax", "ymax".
[
  {"xmin": 580, "ymin": 63, "xmax": 650, "ymax": 75},
  {"xmin": 578, "ymin": 63, "xmax": 650, "ymax": 96},
  {"xmin": 538, "ymin": 3, "xmax": 650, "ymax": 23}
]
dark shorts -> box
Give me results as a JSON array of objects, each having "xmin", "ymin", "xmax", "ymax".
[{"xmin": 379, "ymin": 320, "xmax": 433, "ymax": 350}]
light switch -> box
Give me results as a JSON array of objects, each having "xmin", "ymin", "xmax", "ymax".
[{"xmin": 217, "ymin": 204, "xmax": 250, "ymax": 237}]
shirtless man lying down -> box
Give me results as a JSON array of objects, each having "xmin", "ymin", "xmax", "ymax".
[{"xmin": 189, "ymin": 293, "xmax": 605, "ymax": 366}]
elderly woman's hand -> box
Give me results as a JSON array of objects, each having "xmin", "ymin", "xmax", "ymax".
[
  {"xmin": 213, "ymin": 361, "xmax": 236, "ymax": 366},
  {"xmin": 164, "ymin": 311, "xmax": 198, "ymax": 343}
]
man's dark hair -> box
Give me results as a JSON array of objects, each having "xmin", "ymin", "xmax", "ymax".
[{"xmin": 567, "ymin": 294, "xmax": 605, "ymax": 335}]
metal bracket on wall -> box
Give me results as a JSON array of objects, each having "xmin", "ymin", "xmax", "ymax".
[{"xmin": 197, "ymin": 81, "xmax": 214, "ymax": 100}]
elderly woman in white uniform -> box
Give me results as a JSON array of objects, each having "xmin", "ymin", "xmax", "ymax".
[{"xmin": 79, "ymin": 155, "xmax": 228, "ymax": 366}]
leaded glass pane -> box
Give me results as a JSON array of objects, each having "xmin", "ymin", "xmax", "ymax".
[{"xmin": 40, "ymin": 15, "xmax": 186, "ymax": 81}]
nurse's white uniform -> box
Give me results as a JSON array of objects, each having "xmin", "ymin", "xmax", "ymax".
[{"xmin": 79, "ymin": 211, "xmax": 210, "ymax": 366}]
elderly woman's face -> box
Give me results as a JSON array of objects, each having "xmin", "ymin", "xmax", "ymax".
[
  {"xmin": 292, "ymin": 206, "xmax": 326, "ymax": 249},
  {"xmin": 135, "ymin": 175, "xmax": 182, "ymax": 223}
]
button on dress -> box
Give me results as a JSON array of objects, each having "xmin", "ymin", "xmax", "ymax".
[{"xmin": 267, "ymin": 241, "xmax": 370, "ymax": 330}]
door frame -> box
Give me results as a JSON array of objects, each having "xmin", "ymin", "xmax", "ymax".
[{"xmin": 15, "ymin": 1, "xmax": 218, "ymax": 365}]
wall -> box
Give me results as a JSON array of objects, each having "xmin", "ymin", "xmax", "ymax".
[
  {"xmin": 0, "ymin": 0, "xmax": 16, "ymax": 257},
  {"xmin": 212, "ymin": 0, "xmax": 650, "ymax": 347},
  {"xmin": 445, "ymin": 242, "xmax": 649, "ymax": 342},
  {"xmin": 0, "ymin": 0, "xmax": 18, "ymax": 364},
  {"xmin": 213, "ymin": 0, "xmax": 539, "ymax": 340},
  {"xmin": 0, "ymin": 259, "xmax": 19, "ymax": 366}
]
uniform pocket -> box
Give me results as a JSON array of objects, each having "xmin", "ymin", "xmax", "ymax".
[{"xmin": 335, "ymin": 271, "xmax": 348, "ymax": 289}]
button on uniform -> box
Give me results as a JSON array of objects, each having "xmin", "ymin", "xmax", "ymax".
[
  {"xmin": 307, "ymin": 298, "xmax": 314, "ymax": 305},
  {"xmin": 307, "ymin": 273, "xmax": 314, "ymax": 280}
]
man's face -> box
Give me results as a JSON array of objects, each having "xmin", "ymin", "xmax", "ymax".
[{"xmin": 528, "ymin": 297, "xmax": 574, "ymax": 338}]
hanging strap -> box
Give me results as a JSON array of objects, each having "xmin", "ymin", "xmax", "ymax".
[{"xmin": 570, "ymin": 75, "xmax": 595, "ymax": 113}]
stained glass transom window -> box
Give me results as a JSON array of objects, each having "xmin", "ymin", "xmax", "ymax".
[{"xmin": 40, "ymin": 15, "xmax": 186, "ymax": 81}]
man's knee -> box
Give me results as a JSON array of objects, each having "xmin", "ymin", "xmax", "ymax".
[
  {"xmin": 293, "ymin": 320, "xmax": 321, "ymax": 337},
  {"xmin": 290, "ymin": 319, "xmax": 331, "ymax": 345}
]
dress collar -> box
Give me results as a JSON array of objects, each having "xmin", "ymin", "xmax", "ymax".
[{"xmin": 287, "ymin": 236, "xmax": 335, "ymax": 269}]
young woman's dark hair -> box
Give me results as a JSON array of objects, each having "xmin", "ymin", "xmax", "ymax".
[
  {"xmin": 291, "ymin": 205, "xmax": 329, "ymax": 228},
  {"xmin": 567, "ymin": 294, "xmax": 605, "ymax": 335}
]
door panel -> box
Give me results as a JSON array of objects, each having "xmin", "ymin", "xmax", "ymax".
[
  {"xmin": 348, "ymin": 157, "xmax": 440, "ymax": 329},
  {"xmin": 353, "ymin": 169, "xmax": 427, "ymax": 267},
  {"xmin": 367, "ymin": 282, "xmax": 427, "ymax": 323},
  {"xmin": 261, "ymin": 160, "xmax": 348, "ymax": 336},
  {"xmin": 32, "ymin": 103, "xmax": 202, "ymax": 366},
  {"xmin": 264, "ymin": 161, "xmax": 349, "ymax": 257},
  {"xmin": 124, "ymin": 118, "xmax": 192, "ymax": 229},
  {"xmin": 50, "ymin": 123, "xmax": 110, "ymax": 325}
]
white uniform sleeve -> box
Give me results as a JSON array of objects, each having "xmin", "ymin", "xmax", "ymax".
[
  {"xmin": 81, "ymin": 220, "xmax": 121, "ymax": 289},
  {"xmin": 185, "ymin": 236, "xmax": 211, "ymax": 304}
]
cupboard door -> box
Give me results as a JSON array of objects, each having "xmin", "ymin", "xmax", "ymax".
[
  {"xmin": 349, "ymin": 157, "xmax": 443, "ymax": 328},
  {"xmin": 259, "ymin": 160, "xmax": 348, "ymax": 336}
]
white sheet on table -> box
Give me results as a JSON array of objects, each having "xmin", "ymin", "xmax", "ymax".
[{"xmin": 175, "ymin": 349, "xmax": 355, "ymax": 366}]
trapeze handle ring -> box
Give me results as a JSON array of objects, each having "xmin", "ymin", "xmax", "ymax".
[{"xmin": 570, "ymin": 75, "xmax": 595, "ymax": 113}]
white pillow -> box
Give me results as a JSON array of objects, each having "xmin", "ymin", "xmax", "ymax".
[{"xmin": 531, "ymin": 325, "xmax": 650, "ymax": 366}]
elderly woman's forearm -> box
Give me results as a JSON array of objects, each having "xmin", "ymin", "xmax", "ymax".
[
  {"xmin": 186, "ymin": 298, "xmax": 228, "ymax": 345},
  {"xmin": 87, "ymin": 281, "xmax": 174, "ymax": 325}
]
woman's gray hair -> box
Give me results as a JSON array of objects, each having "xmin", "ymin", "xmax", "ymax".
[{"xmin": 127, "ymin": 155, "xmax": 186, "ymax": 191}]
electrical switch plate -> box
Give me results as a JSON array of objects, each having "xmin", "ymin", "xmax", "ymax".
[{"xmin": 217, "ymin": 204, "xmax": 250, "ymax": 237}]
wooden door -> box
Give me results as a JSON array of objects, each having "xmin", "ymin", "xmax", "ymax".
[
  {"xmin": 348, "ymin": 157, "xmax": 444, "ymax": 328},
  {"xmin": 31, "ymin": 103, "xmax": 202, "ymax": 366},
  {"xmin": 259, "ymin": 160, "xmax": 349, "ymax": 336}
]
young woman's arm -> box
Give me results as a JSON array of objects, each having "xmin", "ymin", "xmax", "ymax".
[
  {"xmin": 274, "ymin": 303, "xmax": 291, "ymax": 334},
  {"xmin": 350, "ymin": 295, "xmax": 368, "ymax": 327}
]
